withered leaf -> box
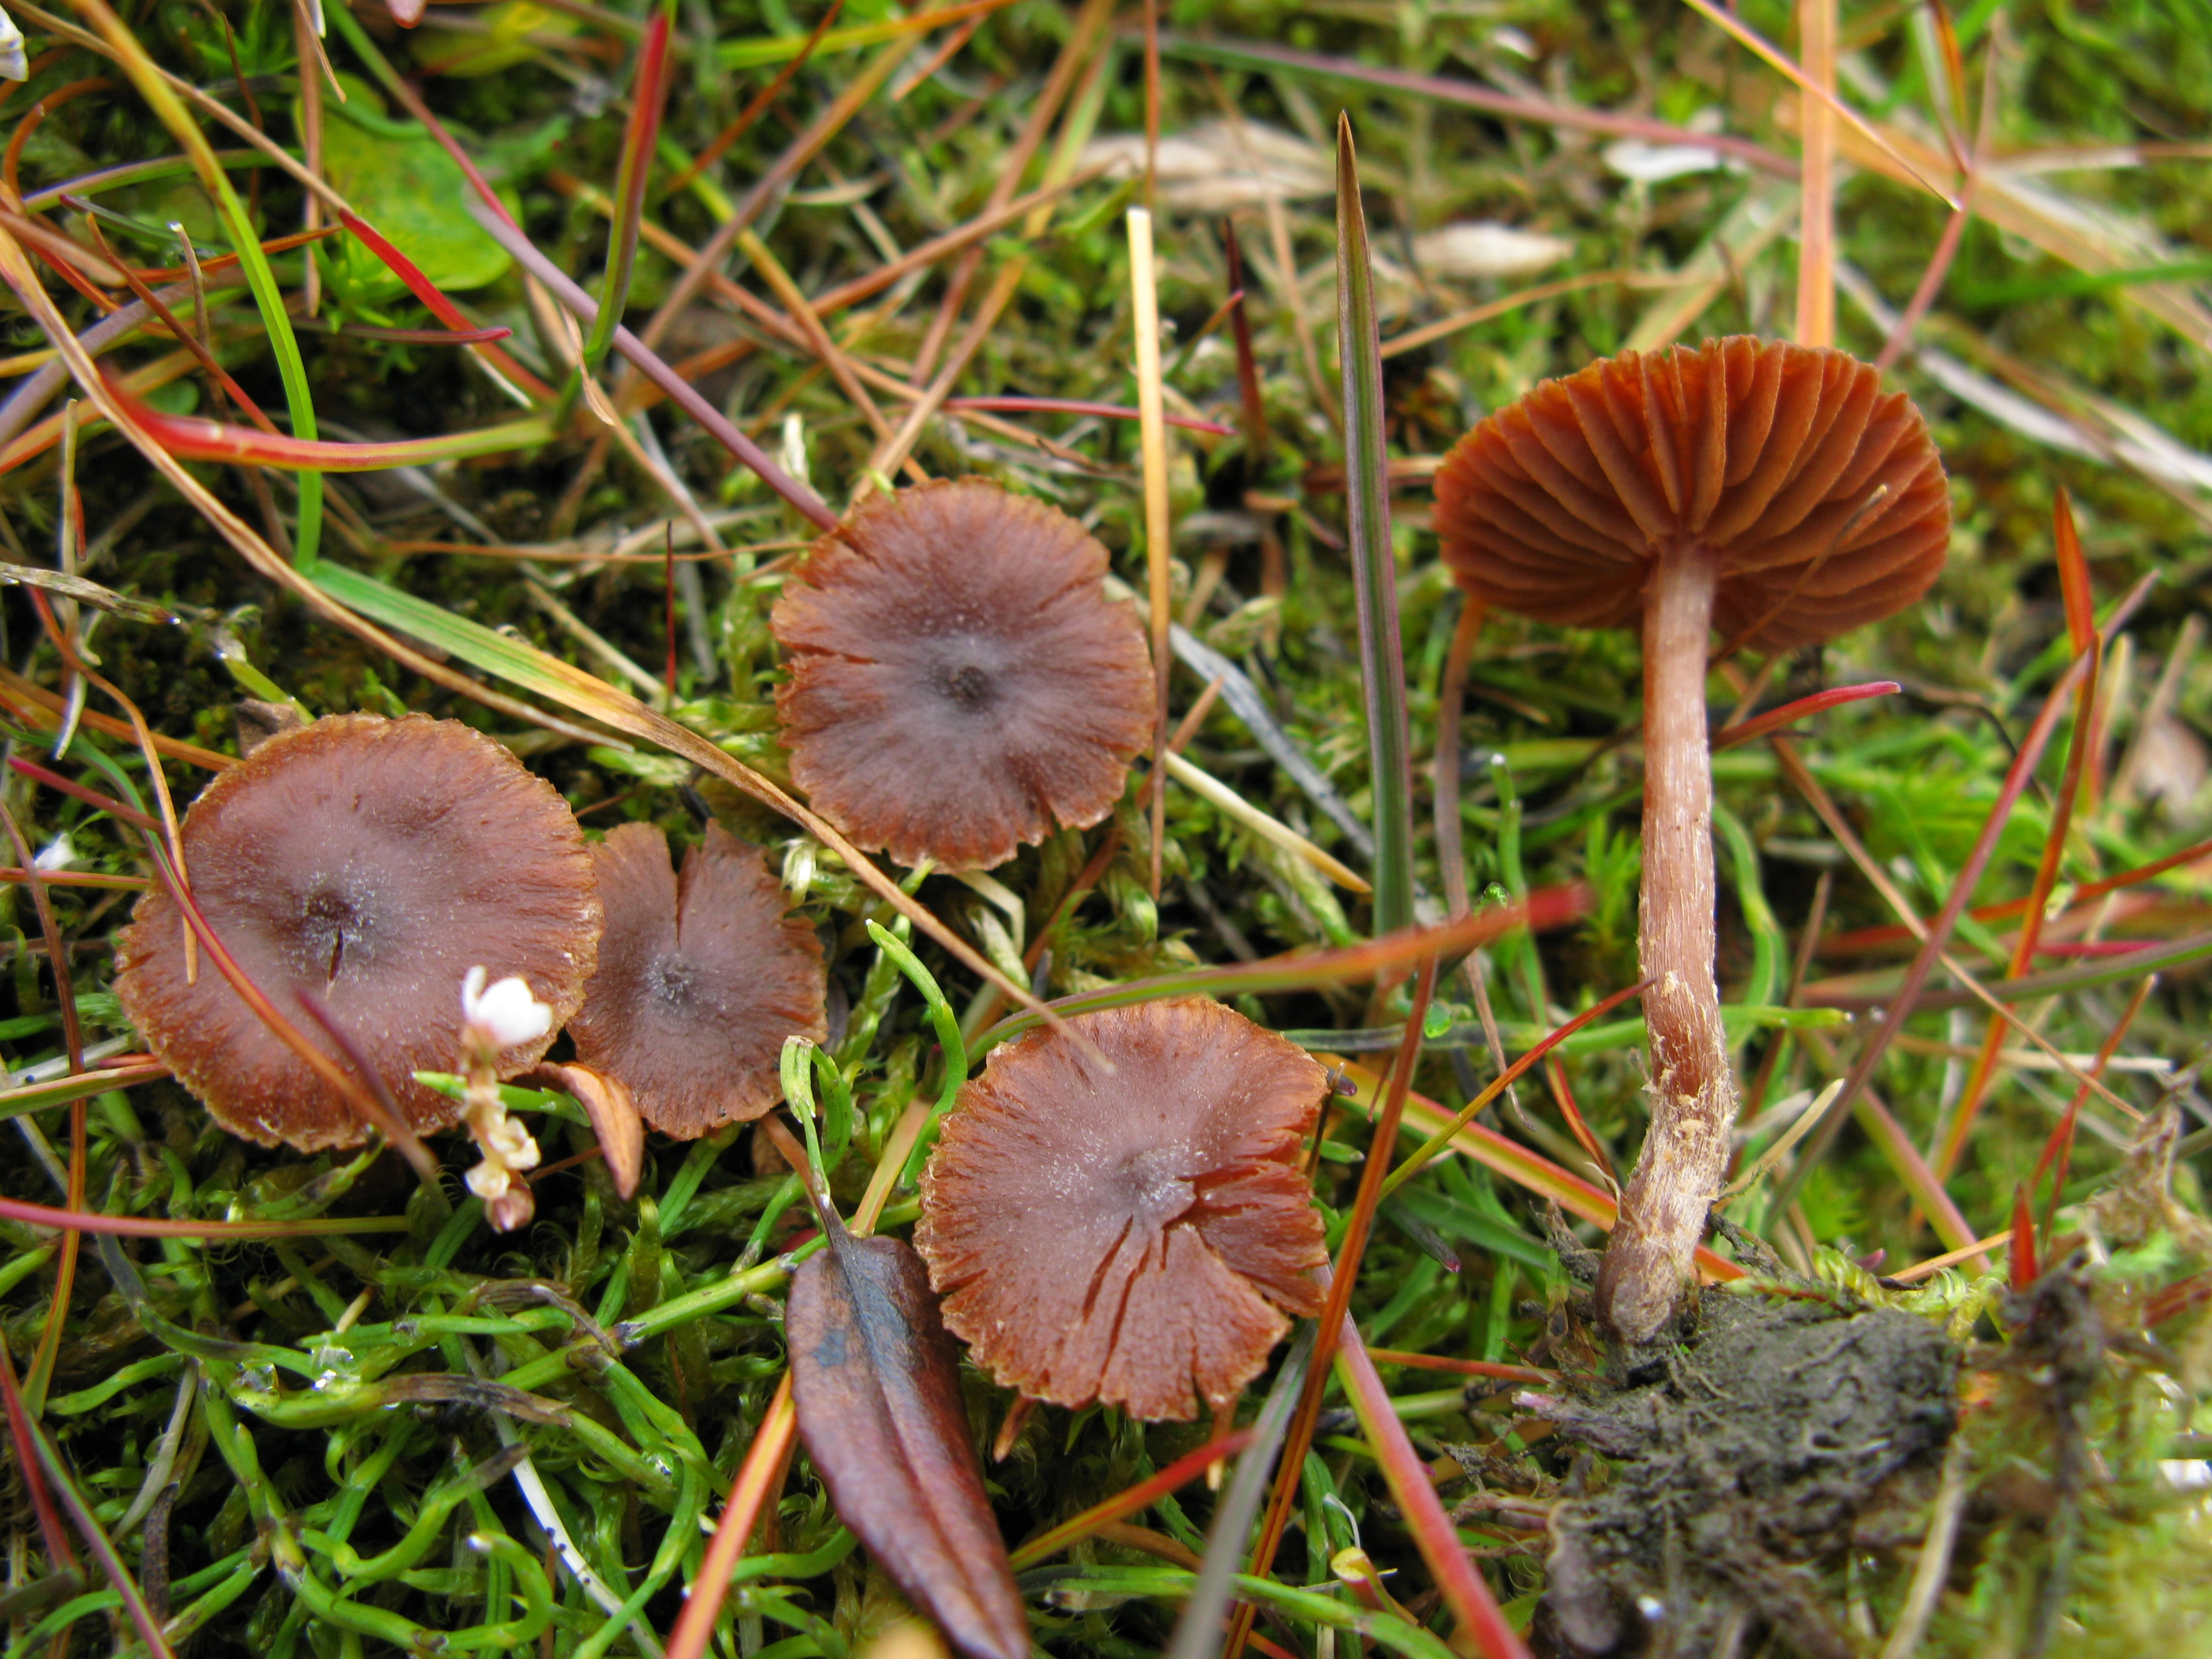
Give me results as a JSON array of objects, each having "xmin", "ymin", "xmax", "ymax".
[
  {"xmin": 522, "ymin": 1060, "xmax": 644, "ymax": 1198},
  {"xmin": 788, "ymin": 1206, "xmax": 1027, "ymax": 1659}
]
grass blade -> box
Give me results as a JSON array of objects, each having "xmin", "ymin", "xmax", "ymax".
[
  {"xmin": 582, "ymin": 8, "xmax": 672, "ymax": 372},
  {"xmin": 1334, "ymin": 114, "xmax": 1413, "ymax": 936}
]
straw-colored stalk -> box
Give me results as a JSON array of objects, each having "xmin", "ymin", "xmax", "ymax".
[{"xmin": 1126, "ymin": 206, "xmax": 1174, "ymax": 899}]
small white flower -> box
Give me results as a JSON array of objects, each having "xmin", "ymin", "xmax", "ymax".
[
  {"xmin": 33, "ymin": 834, "xmax": 72, "ymax": 872},
  {"xmin": 466, "ymin": 1160, "xmax": 513, "ymax": 1202},
  {"xmin": 461, "ymin": 966, "xmax": 553, "ymax": 1048}
]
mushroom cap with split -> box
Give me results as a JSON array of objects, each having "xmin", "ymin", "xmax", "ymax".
[
  {"xmin": 114, "ymin": 714, "xmax": 601, "ymax": 1150},
  {"xmin": 565, "ymin": 821, "xmax": 827, "ymax": 1138},
  {"xmin": 914, "ymin": 998, "xmax": 1329, "ymax": 1422},
  {"xmin": 770, "ymin": 478, "xmax": 1156, "ymax": 872},
  {"xmin": 1433, "ymin": 336, "xmax": 1950, "ymax": 650}
]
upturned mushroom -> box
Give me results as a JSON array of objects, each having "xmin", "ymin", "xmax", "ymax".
[
  {"xmin": 114, "ymin": 714, "xmax": 602, "ymax": 1150},
  {"xmin": 1432, "ymin": 337, "xmax": 1949, "ymax": 1343},
  {"xmin": 914, "ymin": 998, "xmax": 1329, "ymax": 1422},
  {"xmin": 770, "ymin": 477, "xmax": 1156, "ymax": 872},
  {"xmin": 565, "ymin": 821, "xmax": 827, "ymax": 1137}
]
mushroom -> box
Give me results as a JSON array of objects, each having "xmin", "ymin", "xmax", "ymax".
[
  {"xmin": 114, "ymin": 714, "xmax": 602, "ymax": 1150},
  {"xmin": 1432, "ymin": 337, "xmax": 1949, "ymax": 1343},
  {"xmin": 914, "ymin": 997, "xmax": 1329, "ymax": 1422},
  {"xmin": 770, "ymin": 477, "xmax": 1156, "ymax": 872},
  {"xmin": 564, "ymin": 821, "xmax": 827, "ymax": 1138}
]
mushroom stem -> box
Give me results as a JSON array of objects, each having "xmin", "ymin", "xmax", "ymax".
[{"xmin": 1596, "ymin": 545, "xmax": 1739, "ymax": 1344}]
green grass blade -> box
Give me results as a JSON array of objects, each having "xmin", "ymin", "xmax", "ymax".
[{"xmin": 1334, "ymin": 114, "xmax": 1413, "ymax": 937}]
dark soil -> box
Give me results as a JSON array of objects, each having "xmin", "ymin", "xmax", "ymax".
[{"xmin": 1530, "ymin": 1287, "xmax": 1958, "ymax": 1658}]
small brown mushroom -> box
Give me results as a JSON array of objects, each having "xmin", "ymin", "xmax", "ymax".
[
  {"xmin": 770, "ymin": 478, "xmax": 1156, "ymax": 872},
  {"xmin": 564, "ymin": 821, "xmax": 827, "ymax": 1138},
  {"xmin": 1433, "ymin": 336, "xmax": 1949, "ymax": 1343},
  {"xmin": 914, "ymin": 998, "xmax": 1329, "ymax": 1422},
  {"xmin": 114, "ymin": 714, "xmax": 602, "ymax": 1150}
]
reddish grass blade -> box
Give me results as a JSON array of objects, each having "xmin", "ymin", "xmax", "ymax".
[
  {"xmin": 0, "ymin": 1347, "xmax": 174, "ymax": 1659},
  {"xmin": 1363, "ymin": 1349, "xmax": 1552, "ymax": 1383},
  {"xmin": 1227, "ymin": 957, "xmax": 1439, "ymax": 1659},
  {"xmin": 787, "ymin": 1201, "xmax": 1027, "ymax": 1659},
  {"xmin": 1830, "ymin": 646, "xmax": 2095, "ymax": 1148},
  {"xmin": 0, "ymin": 1194, "xmax": 406, "ymax": 1237},
  {"xmin": 1379, "ymin": 975, "xmax": 1650, "ymax": 1199},
  {"xmin": 7, "ymin": 754, "xmax": 160, "ymax": 830},
  {"xmin": 1008, "ymin": 1430, "xmax": 1255, "ymax": 1571},
  {"xmin": 1542, "ymin": 1057, "xmax": 1617, "ymax": 1193},
  {"xmin": 582, "ymin": 8, "xmax": 672, "ymax": 371},
  {"xmin": 2031, "ymin": 974, "xmax": 2153, "ymax": 1243},
  {"xmin": 977, "ymin": 884, "xmax": 1588, "ymax": 1049},
  {"xmin": 2053, "ymin": 488, "xmax": 2096, "ymax": 658},
  {"xmin": 0, "ymin": 1263, "xmax": 78, "ymax": 1578},
  {"xmin": 1338, "ymin": 1062, "xmax": 1746, "ymax": 1285},
  {"xmin": 2009, "ymin": 1185, "xmax": 2038, "ymax": 1290},
  {"xmin": 1164, "ymin": 35, "xmax": 1793, "ymax": 176},
  {"xmin": 942, "ymin": 396, "xmax": 1232, "ymax": 435},
  {"xmin": 1935, "ymin": 530, "xmax": 2105, "ymax": 1181},
  {"xmin": 665, "ymin": 0, "xmax": 843, "ymax": 195},
  {"xmin": 1711, "ymin": 681, "xmax": 1900, "ymax": 752},
  {"xmin": 664, "ymin": 1372, "xmax": 796, "ymax": 1659},
  {"xmin": 1335, "ymin": 1307, "xmax": 1532, "ymax": 1659},
  {"xmin": 336, "ymin": 210, "xmax": 554, "ymax": 401},
  {"xmin": 101, "ymin": 370, "xmax": 552, "ymax": 470},
  {"xmin": 320, "ymin": 321, "xmax": 515, "ymax": 346},
  {"xmin": 1222, "ymin": 220, "xmax": 1270, "ymax": 463}
]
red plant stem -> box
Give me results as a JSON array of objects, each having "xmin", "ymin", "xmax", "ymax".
[
  {"xmin": 0, "ymin": 1193, "xmax": 407, "ymax": 1237},
  {"xmin": 8, "ymin": 755, "xmax": 161, "ymax": 831},
  {"xmin": 336, "ymin": 210, "xmax": 553, "ymax": 401},
  {"xmin": 1822, "ymin": 831, "xmax": 2212, "ymax": 954},
  {"xmin": 2032, "ymin": 973, "xmax": 2153, "ymax": 1243},
  {"xmin": 1834, "ymin": 646, "xmax": 2093, "ymax": 1178},
  {"xmin": 1222, "ymin": 220, "xmax": 1270, "ymax": 463},
  {"xmin": 1008, "ymin": 1428, "xmax": 1255, "ymax": 1569},
  {"xmin": 1597, "ymin": 547, "xmax": 1734, "ymax": 1344},
  {"xmin": 1710, "ymin": 680, "xmax": 1899, "ymax": 751},
  {"xmin": 1335, "ymin": 1310, "xmax": 1532, "ymax": 1659},
  {"xmin": 942, "ymin": 396, "xmax": 1232, "ymax": 435},
  {"xmin": 1936, "ymin": 629, "xmax": 2103, "ymax": 1178},
  {"xmin": 1227, "ymin": 958, "xmax": 1438, "ymax": 1659},
  {"xmin": 665, "ymin": 0, "xmax": 843, "ymax": 195},
  {"xmin": 1362, "ymin": 1349, "xmax": 1552, "ymax": 1383},
  {"xmin": 665, "ymin": 1373, "xmax": 797, "ymax": 1659}
]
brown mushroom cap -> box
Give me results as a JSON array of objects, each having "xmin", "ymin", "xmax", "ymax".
[
  {"xmin": 564, "ymin": 821, "xmax": 827, "ymax": 1138},
  {"xmin": 770, "ymin": 477, "xmax": 1156, "ymax": 872},
  {"xmin": 914, "ymin": 998, "xmax": 1329, "ymax": 1422},
  {"xmin": 114, "ymin": 714, "xmax": 601, "ymax": 1150},
  {"xmin": 1433, "ymin": 336, "xmax": 1950, "ymax": 651}
]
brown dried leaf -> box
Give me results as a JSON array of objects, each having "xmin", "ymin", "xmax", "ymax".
[
  {"xmin": 788, "ymin": 1206, "xmax": 1026, "ymax": 1659},
  {"xmin": 523, "ymin": 1061, "xmax": 644, "ymax": 1199}
]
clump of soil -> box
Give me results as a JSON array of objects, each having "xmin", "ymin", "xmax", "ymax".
[{"xmin": 1530, "ymin": 1287, "xmax": 1958, "ymax": 1657}]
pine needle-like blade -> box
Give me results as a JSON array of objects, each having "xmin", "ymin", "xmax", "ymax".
[{"xmin": 1334, "ymin": 115, "xmax": 1413, "ymax": 936}]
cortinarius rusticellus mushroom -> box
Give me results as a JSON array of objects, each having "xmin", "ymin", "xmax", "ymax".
[
  {"xmin": 114, "ymin": 714, "xmax": 602, "ymax": 1150},
  {"xmin": 1433, "ymin": 337, "xmax": 1949, "ymax": 1343},
  {"xmin": 914, "ymin": 998, "xmax": 1329, "ymax": 1421},
  {"xmin": 565, "ymin": 821, "xmax": 827, "ymax": 1138},
  {"xmin": 770, "ymin": 478, "xmax": 1156, "ymax": 872}
]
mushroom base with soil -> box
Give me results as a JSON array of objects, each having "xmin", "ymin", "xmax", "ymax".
[{"xmin": 1520, "ymin": 1286, "xmax": 1957, "ymax": 1658}]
